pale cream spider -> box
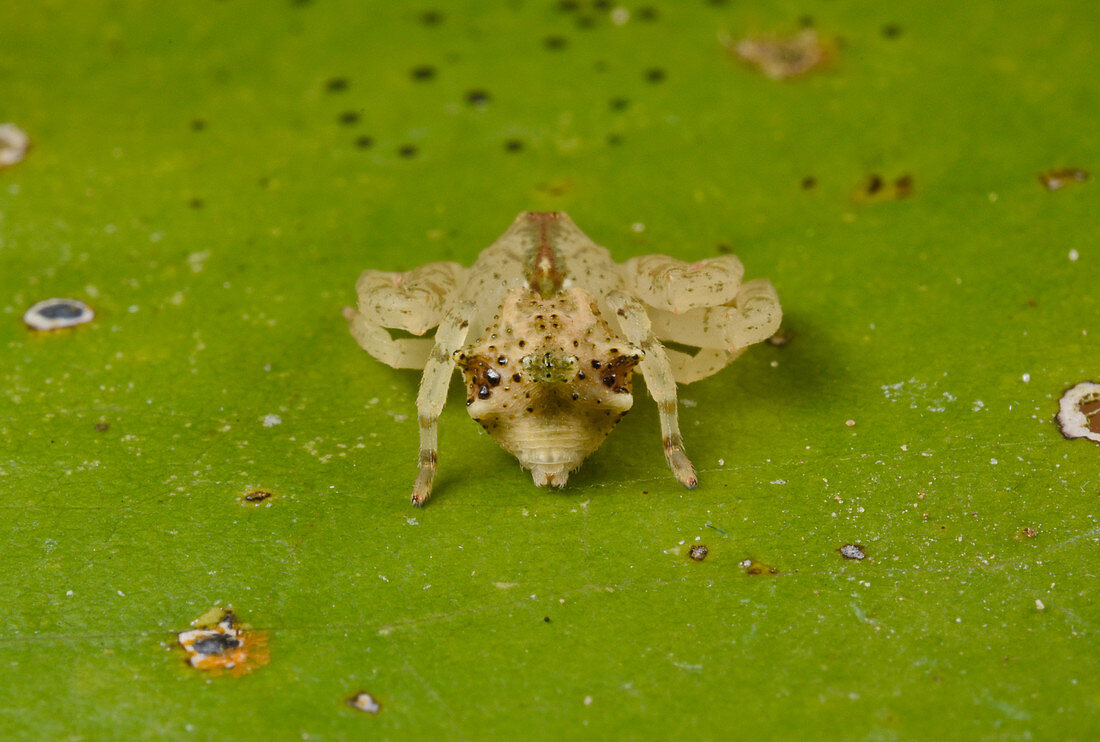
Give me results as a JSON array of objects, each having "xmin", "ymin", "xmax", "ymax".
[{"xmin": 344, "ymin": 212, "xmax": 781, "ymax": 505}]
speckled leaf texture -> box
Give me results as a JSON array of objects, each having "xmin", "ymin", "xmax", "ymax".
[{"xmin": 1, "ymin": 1, "xmax": 1097, "ymax": 740}]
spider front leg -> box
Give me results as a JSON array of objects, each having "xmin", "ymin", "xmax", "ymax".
[
  {"xmin": 344, "ymin": 261, "xmax": 466, "ymax": 369},
  {"xmin": 412, "ymin": 300, "xmax": 477, "ymax": 506},
  {"xmin": 606, "ymin": 290, "xmax": 697, "ymax": 489}
]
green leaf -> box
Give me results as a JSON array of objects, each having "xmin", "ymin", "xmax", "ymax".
[{"xmin": 1, "ymin": 0, "xmax": 1097, "ymax": 738}]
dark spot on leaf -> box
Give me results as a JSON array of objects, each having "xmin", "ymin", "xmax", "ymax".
[
  {"xmin": 410, "ymin": 65, "xmax": 436, "ymax": 81},
  {"xmin": 466, "ymin": 89, "xmax": 491, "ymax": 107},
  {"xmin": 543, "ymin": 616, "xmax": 551, "ymax": 623},
  {"xmin": 853, "ymin": 173, "xmax": 913, "ymax": 203},
  {"xmin": 189, "ymin": 197, "xmax": 205, "ymax": 209},
  {"xmin": 716, "ymin": 243, "xmax": 732, "ymax": 254},
  {"xmin": 637, "ymin": 6, "xmax": 658, "ymax": 21},
  {"xmin": 576, "ymin": 15, "xmax": 596, "ymax": 30},
  {"xmin": 645, "ymin": 67, "xmax": 666, "ymax": 83},
  {"xmin": 193, "ymin": 634, "xmax": 241, "ymax": 655},
  {"xmin": 39, "ymin": 303, "xmax": 84, "ymax": 320},
  {"xmin": 894, "ymin": 174, "xmax": 914, "ymax": 198},
  {"xmin": 801, "ymin": 175, "xmax": 817, "ymax": 190},
  {"xmin": 325, "ymin": 77, "xmax": 349, "ymax": 92},
  {"xmin": 338, "ymin": 110, "xmax": 360, "ymax": 125},
  {"xmin": 398, "ymin": 144, "xmax": 418, "ymax": 158},
  {"xmin": 881, "ymin": 24, "xmax": 903, "ymax": 39},
  {"xmin": 543, "ymin": 36, "xmax": 567, "ymax": 51},
  {"xmin": 504, "ymin": 138, "xmax": 524, "ymax": 152},
  {"xmin": 609, "ymin": 97, "xmax": 630, "ymax": 111},
  {"xmin": 243, "ymin": 489, "xmax": 272, "ymax": 503},
  {"xmin": 355, "ymin": 135, "xmax": 374, "ymax": 149},
  {"xmin": 190, "ymin": 119, "xmax": 206, "ymax": 132},
  {"xmin": 419, "ymin": 10, "xmax": 443, "ymax": 26},
  {"xmin": 689, "ymin": 544, "xmax": 709, "ymax": 561},
  {"xmin": 557, "ymin": 0, "xmax": 579, "ymax": 11},
  {"xmin": 94, "ymin": 422, "xmax": 110, "ymax": 432},
  {"xmin": 606, "ymin": 134, "xmax": 622, "ymax": 146}
]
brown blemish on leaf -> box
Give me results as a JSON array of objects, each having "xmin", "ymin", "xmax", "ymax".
[
  {"xmin": 1056, "ymin": 381, "xmax": 1100, "ymax": 443},
  {"xmin": 177, "ymin": 608, "xmax": 269, "ymax": 676},
  {"xmin": 741, "ymin": 558, "xmax": 778, "ymax": 575},
  {"xmin": 726, "ymin": 29, "xmax": 831, "ymax": 80},
  {"xmin": 243, "ymin": 489, "xmax": 273, "ymax": 503},
  {"xmin": 94, "ymin": 422, "xmax": 110, "ymax": 432},
  {"xmin": 1038, "ymin": 167, "xmax": 1089, "ymax": 191},
  {"xmin": 688, "ymin": 544, "xmax": 709, "ymax": 561},
  {"xmin": 1015, "ymin": 526, "xmax": 1037, "ymax": 540}
]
